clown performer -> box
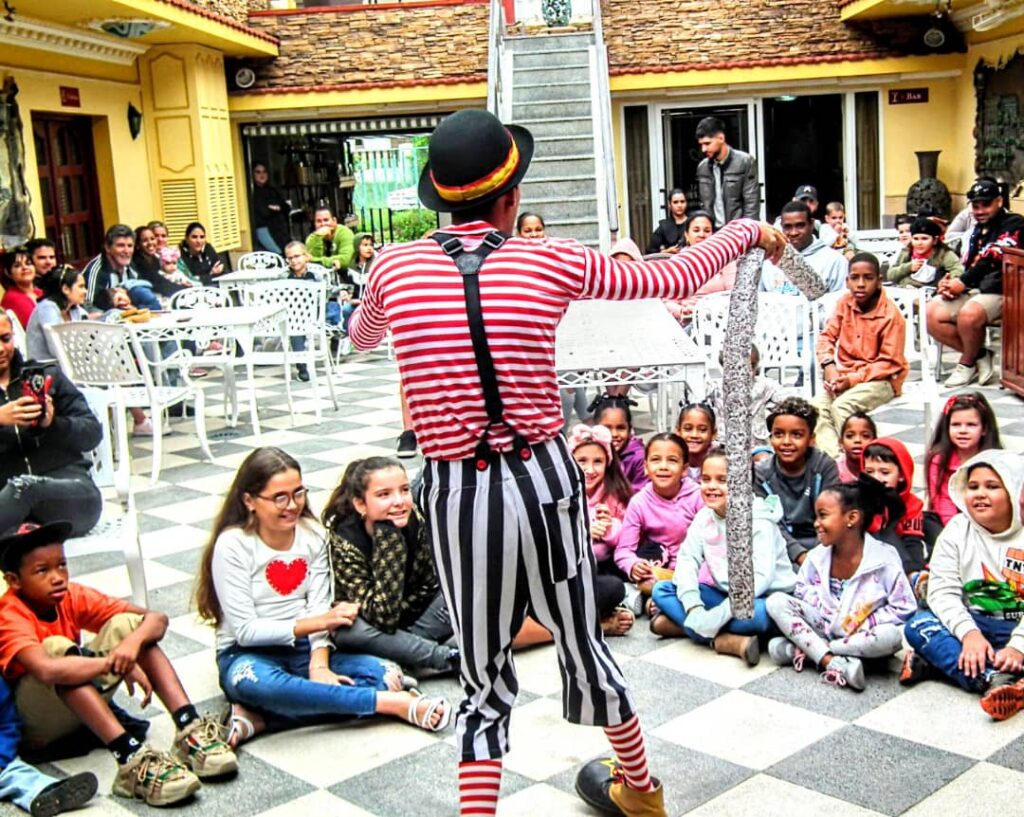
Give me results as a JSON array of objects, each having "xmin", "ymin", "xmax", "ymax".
[{"xmin": 349, "ymin": 109, "xmax": 786, "ymax": 817}]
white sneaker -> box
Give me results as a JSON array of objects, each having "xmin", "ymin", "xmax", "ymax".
[
  {"xmin": 821, "ymin": 655, "xmax": 865, "ymax": 691},
  {"xmin": 976, "ymin": 350, "xmax": 996, "ymax": 386},
  {"xmin": 132, "ymin": 420, "xmax": 171, "ymax": 437},
  {"xmin": 944, "ymin": 363, "xmax": 978, "ymax": 388}
]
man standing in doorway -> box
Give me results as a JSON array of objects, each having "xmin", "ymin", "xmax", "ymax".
[
  {"xmin": 350, "ymin": 108, "xmax": 786, "ymax": 817},
  {"xmin": 695, "ymin": 116, "xmax": 760, "ymax": 228}
]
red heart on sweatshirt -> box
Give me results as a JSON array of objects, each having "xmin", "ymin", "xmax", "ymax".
[{"xmin": 265, "ymin": 558, "xmax": 308, "ymax": 596}]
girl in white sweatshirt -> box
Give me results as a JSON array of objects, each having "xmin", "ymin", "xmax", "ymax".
[
  {"xmin": 649, "ymin": 449, "xmax": 796, "ymax": 665},
  {"xmin": 902, "ymin": 450, "xmax": 1024, "ymax": 720}
]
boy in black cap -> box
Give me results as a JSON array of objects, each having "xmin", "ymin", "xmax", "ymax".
[
  {"xmin": 0, "ymin": 522, "xmax": 238, "ymax": 807},
  {"xmin": 926, "ymin": 178, "xmax": 1024, "ymax": 387}
]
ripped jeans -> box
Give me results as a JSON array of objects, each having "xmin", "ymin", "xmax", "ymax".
[
  {"xmin": 904, "ymin": 609, "xmax": 1018, "ymax": 694},
  {"xmin": 0, "ymin": 468, "xmax": 102, "ymax": 537},
  {"xmin": 216, "ymin": 638, "xmax": 387, "ymax": 732}
]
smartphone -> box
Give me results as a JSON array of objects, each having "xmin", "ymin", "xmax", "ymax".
[{"xmin": 18, "ymin": 362, "xmax": 52, "ymax": 426}]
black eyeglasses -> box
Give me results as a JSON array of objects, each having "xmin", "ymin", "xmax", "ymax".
[{"xmin": 256, "ymin": 487, "xmax": 308, "ymax": 509}]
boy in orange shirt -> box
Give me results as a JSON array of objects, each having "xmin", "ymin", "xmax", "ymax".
[
  {"xmin": 813, "ymin": 253, "xmax": 907, "ymax": 457},
  {"xmin": 0, "ymin": 522, "xmax": 237, "ymax": 807}
]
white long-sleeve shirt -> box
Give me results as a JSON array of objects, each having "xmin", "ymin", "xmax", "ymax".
[{"xmin": 212, "ymin": 520, "xmax": 332, "ymax": 653}]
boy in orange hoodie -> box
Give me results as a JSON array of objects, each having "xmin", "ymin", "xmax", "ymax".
[
  {"xmin": 860, "ymin": 437, "xmax": 928, "ymax": 574},
  {"xmin": 814, "ymin": 253, "xmax": 907, "ymax": 457}
]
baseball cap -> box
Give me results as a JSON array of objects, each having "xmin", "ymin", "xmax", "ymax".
[
  {"xmin": 0, "ymin": 521, "xmax": 73, "ymax": 573},
  {"xmin": 793, "ymin": 185, "xmax": 818, "ymax": 201},
  {"xmin": 966, "ymin": 179, "xmax": 1000, "ymax": 202}
]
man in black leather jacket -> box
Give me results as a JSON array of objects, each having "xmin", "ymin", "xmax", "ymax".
[
  {"xmin": 0, "ymin": 313, "xmax": 102, "ymax": 535},
  {"xmin": 695, "ymin": 116, "xmax": 760, "ymax": 228}
]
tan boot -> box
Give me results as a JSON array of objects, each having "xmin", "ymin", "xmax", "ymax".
[
  {"xmin": 609, "ymin": 779, "xmax": 668, "ymax": 817},
  {"xmin": 712, "ymin": 633, "xmax": 760, "ymax": 666}
]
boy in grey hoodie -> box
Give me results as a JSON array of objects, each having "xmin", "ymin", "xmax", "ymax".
[{"xmin": 754, "ymin": 397, "xmax": 841, "ymax": 565}]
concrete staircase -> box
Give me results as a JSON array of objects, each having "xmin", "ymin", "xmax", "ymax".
[{"xmin": 505, "ymin": 33, "xmax": 601, "ymax": 248}]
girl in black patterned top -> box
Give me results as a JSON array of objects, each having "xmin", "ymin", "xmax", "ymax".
[{"xmin": 323, "ymin": 458, "xmax": 457, "ymax": 673}]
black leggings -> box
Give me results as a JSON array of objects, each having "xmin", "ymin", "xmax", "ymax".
[{"xmin": 0, "ymin": 467, "xmax": 102, "ymax": 537}]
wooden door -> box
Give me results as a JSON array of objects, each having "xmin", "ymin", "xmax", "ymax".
[
  {"xmin": 1001, "ymin": 248, "xmax": 1024, "ymax": 397},
  {"xmin": 33, "ymin": 117, "xmax": 103, "ymax": 269}
]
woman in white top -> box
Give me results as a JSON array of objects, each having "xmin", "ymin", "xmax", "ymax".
[
  {"xmin": 25, "ymin": 265, "xmax": 88, "ymax": 360},
  {"xmin": 195, "ymin": 447, "xmax": 451, "ymax": 747}
]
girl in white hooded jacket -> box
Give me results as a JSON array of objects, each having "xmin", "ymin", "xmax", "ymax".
[{"xmin": 902, "ymin": 449, "xmax": 1024, "ymax": 720}]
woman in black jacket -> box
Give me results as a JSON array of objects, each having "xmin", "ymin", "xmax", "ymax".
[
  {"xmin": 251, "ymin": 162, "xmax": 291, "ymax": 254},
  {"xmin": 178, "ymin": 222, "xmax": 225, "ymax": 286},
  {"xmin": 0, "ymin": 315, "xmax": 103, "ymax": 535},
  {"xmin": 646, "ymin": 188, "xmax": 689, "ymax": 254}
]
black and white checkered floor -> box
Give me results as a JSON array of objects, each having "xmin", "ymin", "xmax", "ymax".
[{"xmin": 10, "ymin": 349, "xmax": 1024, "ymax": 817}]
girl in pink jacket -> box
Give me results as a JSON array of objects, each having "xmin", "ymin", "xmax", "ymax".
[
  {"xmin": 570, "ymin": 424, "xmax": 635, "ymax": 636},
  {"xmin": 615, "ymin": 433, "xmax": 703, "ymax": 600}
]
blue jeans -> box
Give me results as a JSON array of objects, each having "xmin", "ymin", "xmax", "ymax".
[
  {"xmin": 124, "ymin": 284, "xmax": 162, "ymax": 311},
  {"xmin": 216, "ymin": 639, "xmax": 386, "ymax": 731},
  {"xmin": 255, "ymin": 227, "xmax": 283, "ymax": 255},
  {"xmin": 341, "ymin": 302, "xmax": 356, "ymax": 333},
  {"xmin": 905, "ymin": 609, "xmax": 1018, "ymax": 693},
  {"xmin": 651, "ymin": 581, "xmax": 773, "ymax": 645},
  {"xmin": 0, "ymin": 757, "xmax": 56, "ymax": 812}
]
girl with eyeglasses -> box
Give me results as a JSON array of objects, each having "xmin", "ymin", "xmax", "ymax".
[{"xmin": 194, "ymin": 447, "xmax": 451, "ymax": 749}]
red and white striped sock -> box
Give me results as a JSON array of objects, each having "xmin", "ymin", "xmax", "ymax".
[
  {"xmin": 458, "ymin": 759, "xmax": 502, "ymax": 816},
  {"xmin": 604, "ymin": 715, "xmax": 654, "ymax": 792}
]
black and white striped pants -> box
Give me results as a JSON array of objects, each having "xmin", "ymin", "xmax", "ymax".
[{"xmin": 422, "ymin": 436, "xmax": 635, "ymax": 762}]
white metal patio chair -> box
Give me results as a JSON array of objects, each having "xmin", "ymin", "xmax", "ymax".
[
  {"xmin": 169, "ymin": 287, "xmax": 239, "ymax": 424},
  {"xmin": 66, "ymin": 386, "xmax": 148, "ymax": 606},
  {"xmin": 238, "ymin": 251, "xmax": 286, "ymax": 271},
  {"xmin": 242, "ymin": 279, "xmax": 338, "ymax": 419},
  {"xmin": 45, "ymin": 321, "xmax": 213, "ymax": 485},
  {"xmin": 6, "ymin": 310, "xmax": 26, "ymax": 356}
]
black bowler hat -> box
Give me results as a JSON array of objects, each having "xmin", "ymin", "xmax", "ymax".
[
  {"xmin": 966, "ymin": 179, "xmax": 1001, "ymax": 202},
  {"xmin": 0, "ymin": 521, "xmax": 73, "ymax": 573},
  {"xmin": 418, "ymin": 110, "xmax": 534, "ymax": 213}
]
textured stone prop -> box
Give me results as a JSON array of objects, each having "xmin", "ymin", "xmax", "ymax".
[{"xmin": 724, "ymin": 245, "xmax": 826, "ymax": 618}]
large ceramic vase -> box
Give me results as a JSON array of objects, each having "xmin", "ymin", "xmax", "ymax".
[
  {"xmin": 905, "ymin": 150, "xmax": 952, "ymax": 218},
  {"xmin": 541, "ymin": 0, "xmax": 571, "ymax": 26}
]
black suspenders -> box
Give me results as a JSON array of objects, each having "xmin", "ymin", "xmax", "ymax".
[{"xmin": 432, "ymin": 231, "xmax": 532, "ymax": 470}]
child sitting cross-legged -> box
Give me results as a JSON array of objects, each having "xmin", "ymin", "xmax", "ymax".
[
  {"xmin": 592, "ymin": 394, "xmax": 648, "ymax": 492},
  {"xmin": 649, "ymin": 448, "xmax": 796, "ymax": 665},
  {"xmin": 902, "ymin": 450, "xmax": 1024, "ymax": 721},
  {"xmin": 755, "ymin": 397, "xmax": 841, "ymax": 567},
  {"xmin": 615, "ymin": 433, "xmax": 702, "ymax": 609},
  {"xmin": 0, "ymin": 522, "xmax": 237, "ymax": 807},
  {"xmin": 813, "ymin": 253, "xmax": 907, "ymax": 459},
  {"xmin": 766, "ymin": 478, "xmax": 917, "ymax": 690}
]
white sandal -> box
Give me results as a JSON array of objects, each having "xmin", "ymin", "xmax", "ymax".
[
  {"xmin": 222, "ymin": 705, "xmax": 257, "ymax": 748},
  {"xmin": 406, "ymin": 692, "xmax": 452, "ymax": 732}
]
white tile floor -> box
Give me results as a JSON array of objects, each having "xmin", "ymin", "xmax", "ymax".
[{"xmin": 8, "ymin": 346, "xmax": 1024, "ymax": 817}]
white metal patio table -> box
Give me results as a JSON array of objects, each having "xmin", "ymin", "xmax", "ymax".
[
  {"xmin": 126, "ymin": 305, "xmax": 294, "ymax": 437},
  {"xmin": 555, "ymin": 298, "xmax": 707, "ymax": 429}
]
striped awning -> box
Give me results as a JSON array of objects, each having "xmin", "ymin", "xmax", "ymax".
[{"xmin": 240, "ymin": 114, "xmax": 448, "ymax": 138}]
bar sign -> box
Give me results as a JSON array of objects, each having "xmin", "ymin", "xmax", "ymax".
[
  {"xmin": 889, "ymin": 88, "xmax": 929, "ymax": 105},
  {"xmin": 59, "ymin": 86, "xmax": 81, "ymax": 108}
]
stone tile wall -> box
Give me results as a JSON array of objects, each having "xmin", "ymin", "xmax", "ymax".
[{"xmin": 241, "ymin": 3, "xmax": 490, "ymax": 91}]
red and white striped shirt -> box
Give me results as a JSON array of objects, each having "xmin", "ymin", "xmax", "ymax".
[{"xmin": 350, "ymin": 219, "xmax": 761, "ymax": 461}]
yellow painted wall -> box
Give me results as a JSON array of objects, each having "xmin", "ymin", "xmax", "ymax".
[
  {"xmin": 1, "ymin": 65, "xmax": 155, "ymax": 237},
  {"xmin": 140, "ymin": 45, "xmax": 242, "ymax": 251},
  {"xmin": 880, "ymin": 76, "xmax": 961, "ymax": 220}
]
